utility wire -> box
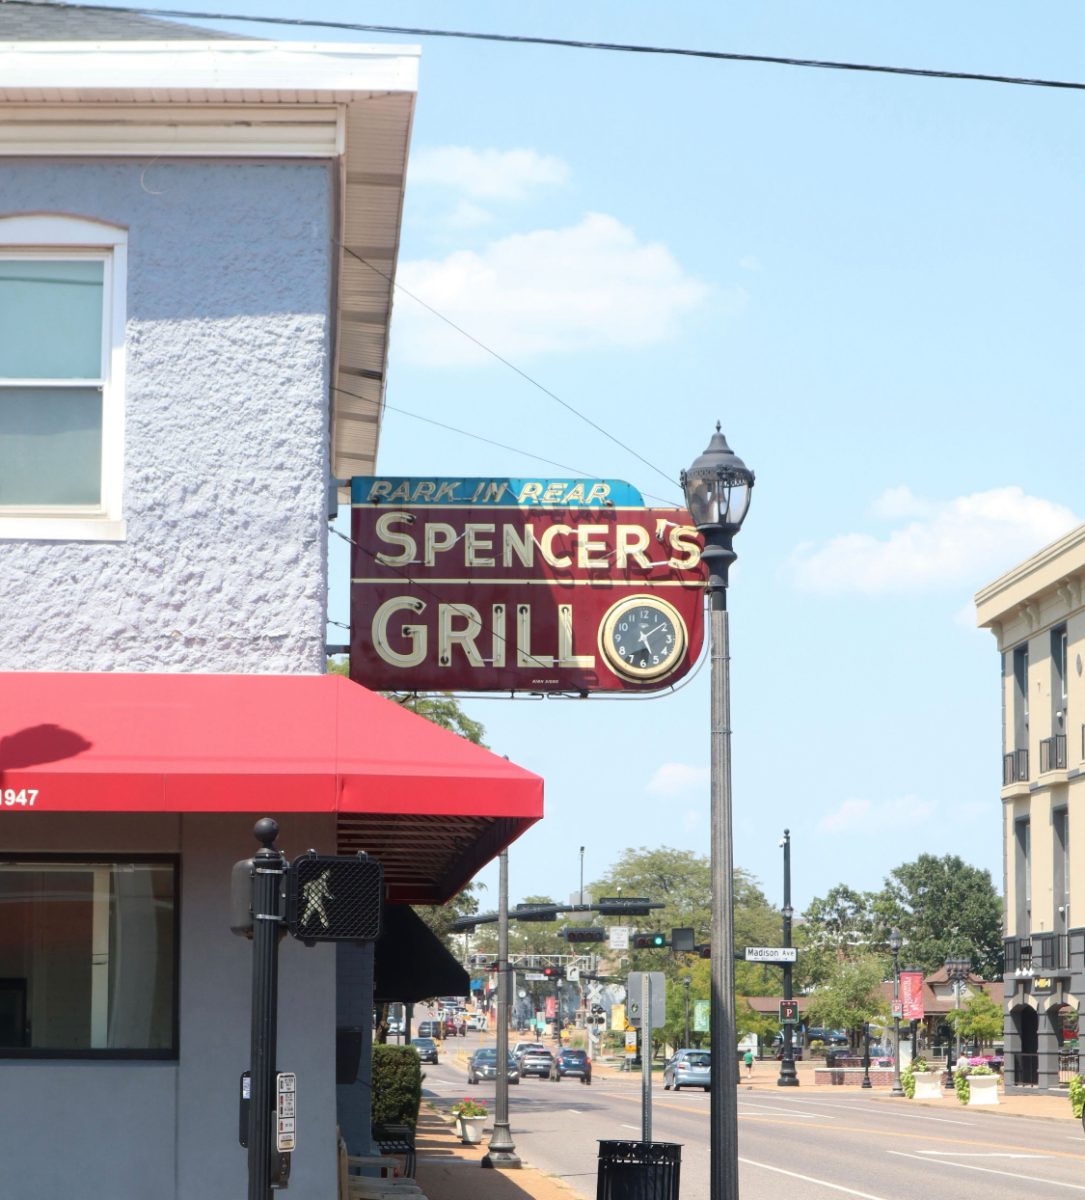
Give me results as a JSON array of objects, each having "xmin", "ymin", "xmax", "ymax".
[
  {"xmin": 10, "ymin": 1, "xmax": 1085, "ymax": 93},
  {"xmin": 332, "ymin": 382, "xmax": 683, "ymax": 509},
  {"xmin": 337, "ymin": 244, "xmax": 680, "ymax": 491}
]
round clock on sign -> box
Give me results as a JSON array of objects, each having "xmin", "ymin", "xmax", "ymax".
[{"xmin": 599, "ymin": 595, "xmax": 688, "ymax": 682}]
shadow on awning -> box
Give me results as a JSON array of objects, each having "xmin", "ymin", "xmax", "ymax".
[{"xmin": 374, "ymin": 904, "xmax": 469, "ymax": 1004}]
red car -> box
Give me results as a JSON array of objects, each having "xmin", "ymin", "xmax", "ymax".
[{"xmin": 443, "ymin": 1017, "xmax": 458, "ymax": 1037}]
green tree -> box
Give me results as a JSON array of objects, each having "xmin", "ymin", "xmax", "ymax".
[
  {"xmin": 803, "ymin": 955, "xmax": 887, "ymax": 1048},
  {"xmin": 796, "ymin": 884, "xmax": 880, "ymax": 990},
  {"xmin": 947, "ymin": 989, "xmax": 1003, "ymax": 1050},
  {"xmin": 875, "ymin": 854, "xmax": 1003, "ymax": 977}
]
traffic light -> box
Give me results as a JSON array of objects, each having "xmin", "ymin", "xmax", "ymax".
[
  {"xmin": 542, "ymin": 965, "xmax": 565, "ymax": 980},
  {"xmin": 697, "ymin": 943, "xmax": 711, "ymax": 958},
  {"xmin": 561, "ymin": 926, "xmax": 607, "ymax": 943},
  {"xmin": 632, "ymin": 932, "xmax": 667, "ymax": 949}
]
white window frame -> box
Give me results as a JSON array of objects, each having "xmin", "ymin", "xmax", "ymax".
[{"xmin": 0, "ymin": 213, "xmax": 127, "ymax": 541}]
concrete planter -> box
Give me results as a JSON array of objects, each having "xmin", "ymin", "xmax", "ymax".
[
  {"xmin": 458, "ymin": 1116, "xmax": 487, "ymax": 1145},
  {"xmin": 966, "ymin": 1074, "xmax": 999, "ymax": 1106},
  {"xmin": 912, "ymin": 1071, "xmax": 943, "ymax": 1099}
]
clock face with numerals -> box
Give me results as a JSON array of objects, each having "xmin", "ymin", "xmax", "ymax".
[{"xmin": 599, "ymin": 595, "xmax": 688, "ymax": 681}]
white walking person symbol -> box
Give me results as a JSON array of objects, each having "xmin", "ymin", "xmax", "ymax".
[{"xmin": 301, "ymin": 869, "xmax": 334, "ymax": 929}]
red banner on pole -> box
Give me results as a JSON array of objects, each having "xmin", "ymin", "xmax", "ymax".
[{"xmin": 900, "ymin": 970, "xmax": 925, "ymax": 1020}]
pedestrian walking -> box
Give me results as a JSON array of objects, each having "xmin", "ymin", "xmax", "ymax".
[{"xmin": 743, "ymin": 1048, "xmax": 754, "ymax": 1079}]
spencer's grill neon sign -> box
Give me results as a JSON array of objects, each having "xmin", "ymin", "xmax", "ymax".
[{"xmin": 349, "ymin": 477, "xmax": 707, "ymax": 694}]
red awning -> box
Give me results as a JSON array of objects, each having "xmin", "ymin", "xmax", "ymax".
[{"xmin": 0, "ymin": 672, "xmax": 542, "ymax": 903}]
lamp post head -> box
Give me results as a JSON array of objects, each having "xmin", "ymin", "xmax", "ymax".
[
  {"xmin": 681, "ymin": 424, "xmax": 754, "ymax": 597},
  {"xmin": 782, "ymin": 905, "xmax": 794, "ymax": 920},
  {"xmin": 681, "ymin": 423, "xmax": 755, "ymax": 533},
  {"xmin": 889, "ymin": 927, "xmax": 902, "ymax": 955}
]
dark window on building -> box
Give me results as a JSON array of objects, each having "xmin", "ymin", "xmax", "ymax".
[
  {"xmin": 1012, "ymin": 644, "xmax": 1029, "ymax": 751},
  {"xmin": 1015, "ymin": 818, "xmax": 1031, "ymax": 935},
  {"xmin": 0, "ymin": 858, "xmax": 177, "ymax": 1058},
  {"xmin": 1052, "ymin": 625, "xmax": 1068, "ymax": 729},
  {"xmin": 1054, "ymin": 807, "xmax": 1069, "ymax": 930}
]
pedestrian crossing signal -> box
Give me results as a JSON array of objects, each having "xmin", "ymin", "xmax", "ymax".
[{"xmin": 285, "ymin": 853, "xmax": 383, "ymax": 943}]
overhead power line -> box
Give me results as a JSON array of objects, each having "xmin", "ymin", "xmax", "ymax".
[{"xmin": 8, "ymin": 1, "xmax": 1085, "ymax": 92}]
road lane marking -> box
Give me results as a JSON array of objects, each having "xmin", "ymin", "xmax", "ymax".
[
  {"xmin": 739, "ymin": 1157, "xmax": 890, "ymax": 1200},
  {"xmin": 739, "ymin": 1103, "xmax": 835, "ymax": 1120},
  {"xmin": 889, "ymin": 1150, "xmax": 1085, "ymax": 1189},
  {"xmin": 916, "ymin": 1151, "xmax": 1050, "ymax": 1159},
  {"xmin": 620, "ymin": 1124, "xmax": 639, "ymax": 1132}
]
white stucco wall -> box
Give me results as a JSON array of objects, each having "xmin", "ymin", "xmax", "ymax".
[{"xmin": 0, "ymin": 161, "xmax": 333, "ymax": 674}]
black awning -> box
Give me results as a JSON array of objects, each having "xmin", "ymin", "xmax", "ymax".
[{"xmin": 373, "ymin": 904, "xmax": 470, "ymax": 1004}]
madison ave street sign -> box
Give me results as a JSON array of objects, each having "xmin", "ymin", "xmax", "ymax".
[
  {"xmin": 744, "ymin": 947, "xmax": 798, "ymax": 963},
  {"xmin": 350, "ymin": 476, "xmax": 707, "ymax": 694}
]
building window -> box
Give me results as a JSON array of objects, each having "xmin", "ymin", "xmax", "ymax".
[
  {"xmin": 1014, "ymin": 817, "xmax": 1031, "ymax": 935},
  {"xmin": 0, "ymin": 858, "xmax": 177, "ymax": 1057},
  {"xmin": 1054, "ymin": 807, "xmax": 1069, "ymax": 929},
  {"xmin": 0, "ymin": 214, "xmax": 127, "ymax": 540}
]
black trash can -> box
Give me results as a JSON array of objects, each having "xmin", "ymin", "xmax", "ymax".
[{"xmin": 597, "ymin": 1140, "xmax": 681, "ymax": 1200}]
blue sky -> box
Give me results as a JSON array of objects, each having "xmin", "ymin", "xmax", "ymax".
[{"xmin": 124, "ymin": 2, "xmax": 1085, "ymax": 911}]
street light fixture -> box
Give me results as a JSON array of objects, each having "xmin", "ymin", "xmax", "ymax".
[
  {"xmin": 777, "ymin": 830, "xmax": 798, "ymax": 1087},
  {"xmin": 889, "ymin": 927, "xmax": 904, "ymax": 1096},
  {"xmin": 681, "ymin": 423, "xmax": 754, "ymax": 1200},
  {"xmin": 944, "ymin": 956, "xmax": 971, "ymax": 1089}
]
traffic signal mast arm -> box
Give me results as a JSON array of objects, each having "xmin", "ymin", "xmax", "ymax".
[{"xmin": 449, "ymin": 897, "xmax": 663, "ymax": 933}]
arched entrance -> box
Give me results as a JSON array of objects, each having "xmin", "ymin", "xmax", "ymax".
[{"xmin": 1011, "ymin": 1004, "xmax": 1039, "ymax": 1085}]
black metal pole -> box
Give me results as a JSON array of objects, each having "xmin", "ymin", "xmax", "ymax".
[
  {"xmin": 483, "ymin": 848, "xmax": 520, "ymax": 1168},
  {"xmin": 861, "ymin": 1023, "xmax": 872, "ymax": 1089},
  {"xmin": 248, "ymin": 818, "xmax": 285, "ymax": 1200},
  {"xmin": 777, "ymin": 830, "xmax": 798, "ymax": 1087},
  {"xmin": 890, "ymin": 936, "xmax": 903, "ymax": 1096},
  {"xmin": 684, "ymin": 978, "xmax": 691, "ymax": 1049}
]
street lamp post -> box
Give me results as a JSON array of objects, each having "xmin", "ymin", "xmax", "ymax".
[
  {"xmin": 682, "ymin": 423, "xmax": 754, "ymax": 1200},
  {"xmin": 889, "ymin": 927, "xmax": 904, "ymax": 1096},
  {"xmin": 861, "ymin": 1023, "xmax": 872, "ymax": 1089},
  {"xmin": 482, "ymin": 848, "xmax": 520, "ymax": 1169},
  {"xmin": 683, "ymin": 976, "xmax": 692, "ymax": 1048},
  {"xmin": 943, "ymin": 956, "xmax": 970, "ymax": 1090},
  {"xmin": 777, "ymin": 829, "xmax": 798, "ymax": 1087}
]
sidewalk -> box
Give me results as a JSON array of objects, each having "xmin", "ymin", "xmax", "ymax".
[
  {"xmin": 738, "ymin": 1056, "xmax": 1077, "ymax": 1122},
  {"xmin": 413, "ymin": 1108, "xmax": 579, "ymax": 1200}
]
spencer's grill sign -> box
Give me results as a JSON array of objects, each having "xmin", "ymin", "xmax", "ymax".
[{"xmin": 350, "ymin": 477, "xmax": 707, "ymax": 694}]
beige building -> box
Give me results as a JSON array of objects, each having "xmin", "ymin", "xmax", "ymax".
[{"xmin": 976, "ymin": 524, "xmax": 1085, "ymax": 1089}]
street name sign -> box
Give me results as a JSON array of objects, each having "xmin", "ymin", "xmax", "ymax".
[{"xmin": 744, "ymin": 946, "xmax": 797, "ymax": 963}]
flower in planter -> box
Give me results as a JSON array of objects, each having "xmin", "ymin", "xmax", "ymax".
[{"xmin": 450, "ymin": 1098, "xmax": 488, "ymax": 1119}]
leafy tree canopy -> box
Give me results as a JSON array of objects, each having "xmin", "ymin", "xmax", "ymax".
[
  {"xmin": 948, "ymin": 988, "xmax": 1003, "ymax": 1047},
  {"xmin": 803, "ymin": 954, "xmax": 887, "ymax": 1047},
  {"xmin": 875, "ymin": 854, "xmax": 1003, "ymax": 977}
]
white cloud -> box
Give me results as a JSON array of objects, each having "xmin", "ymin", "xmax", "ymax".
[
  {"xmin": 789, "ymin": 486, "xmax": 1080, "ymax": 595},
  {"xmin": 394, "ymin": 213, "xmax": 721, "ymax": 366},
  {"xmin": 409, "ymin": 146, "xmax": 569, "ymax": 201},
  {"xmin": 818, "ymin": 794, "xmax": 936, "ymax": 834},
  {"xmin": 646, "ymin": 762, "xmax": 709, "ymax": 798}
]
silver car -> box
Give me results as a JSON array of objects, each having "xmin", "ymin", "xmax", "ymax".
[{"xmin": 663, "ymin": 1048, "xmax": 711, "ymax": 1091}]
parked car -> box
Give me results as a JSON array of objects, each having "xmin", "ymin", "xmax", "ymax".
[
  {"xmin": 417, "ymin": 1020, "xmax": 442, "ymax": 1039},
  {"xmin": 806, "ymin": 1027, "xmax": 848, "ymax": 1047},
  {"xmin": 411, "ymin": 1037, "xmax": 439, "ymax": 1064},
  {"xmin": 771, "ymin": 1034, "xmax": 803, "ymax": 1060},
  {"xmin": 551, "ymin": 1048, "xmax": 591, "ymax": 1084},
  {"xmin": 663, "ymin": 1048, "xmax": 711, "ymax": 1091},
  {"xmin": 519, "ymin": 1047, "xmax": 555, "ymax": 1079},
  {"xmin": 468, "ymin": 1048, "xmax": 520, "ymax": 1085},
  {"xmin": 469, "ymin": 1013, "xmax": 488, "ymax": 1030}
]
